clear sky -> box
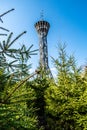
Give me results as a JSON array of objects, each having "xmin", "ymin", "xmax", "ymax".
[{"xmin": 0, "ymin": 0, "xmax": 87, "ymax": 75}]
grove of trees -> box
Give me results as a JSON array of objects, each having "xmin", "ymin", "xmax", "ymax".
[{"xmin": 0, "ymin": 10, "xmax": 87, "ymax": 130}]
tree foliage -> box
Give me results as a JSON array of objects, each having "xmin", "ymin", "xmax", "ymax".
[
  {"xmin": 0, "ymin": 31, "xmax": 38, "ymax": 79},
  {"xmin": 0, "ymin": 32, "xmax": 38, "ymax": 130},
  {"xmin": 0, "ymin": 19, "xmax": 87, "ymax": 130},
  {"xmin": 45, "ymin": 44, "xmax": 87, "ymax": 130}
]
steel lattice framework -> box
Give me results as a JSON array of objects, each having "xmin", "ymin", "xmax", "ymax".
[
  {"xmin": 35, "ymin": 20, "xmax": 50, "ymax": 70},
  {"xmin": 35, "ymin": 20, "xmax": 53, "ymax": 78}
]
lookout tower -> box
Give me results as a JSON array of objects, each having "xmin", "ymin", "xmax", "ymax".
[
  {"xmin": 35, "ymin": 18, "xmax": 53, "ymax": 78},
  {"xmin": 35, "ymin": 20, "xmax": 50, "ymax": 70}
]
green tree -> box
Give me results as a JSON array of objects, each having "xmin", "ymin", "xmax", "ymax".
[
  {"xmin": 28, "ymin": 67, "xmax": 52, "ymax": 130},
  {"xmin": 0, "ymin": 32, "xmax": 38, "ymax": 130},
  {"xmin": 0, "ymin": 31, "xmax": 37, "ymax": 80},
  {"xmin": 45, "ymin": 44, "xmax": 87, "ymax": 130}
]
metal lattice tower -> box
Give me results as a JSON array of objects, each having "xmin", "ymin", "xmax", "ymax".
[{"xmin": 35, "ymin": 20, "xmax": 50, "ymax": 70}]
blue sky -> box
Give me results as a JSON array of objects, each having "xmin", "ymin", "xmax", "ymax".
[{"xmin": 0, "ymin": 0, "xmax": 87, "ymax": 75}]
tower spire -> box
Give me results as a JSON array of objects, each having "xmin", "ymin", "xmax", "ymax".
[{"xmin": 40, "ymin": 10, "xmax": 44, "ymax": 20}]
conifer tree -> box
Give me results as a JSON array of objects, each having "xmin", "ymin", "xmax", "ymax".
[
  {"xmin": 28, "ymin": 67, "xmax": 51, "ymax": 130},
  {"xmin": 0, "ymin": 32, "xmax": 39, "ymax": 130},
  {"xmin": 45, "ymin": 44, "xmax": 87, "ymax": 130}
]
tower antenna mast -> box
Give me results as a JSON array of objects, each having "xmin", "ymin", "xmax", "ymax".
[{"xmin": 40, "ymin": 10, "xmax": 44, "ymax": 20}]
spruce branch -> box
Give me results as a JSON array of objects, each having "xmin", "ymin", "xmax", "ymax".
[
  {"xmin": 3, "ymin": 70, "xmax": 40, "ymax": 103},
  {"xmin": 8, "ymin": 31, "xmax": 26, "ymax": 48}
]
